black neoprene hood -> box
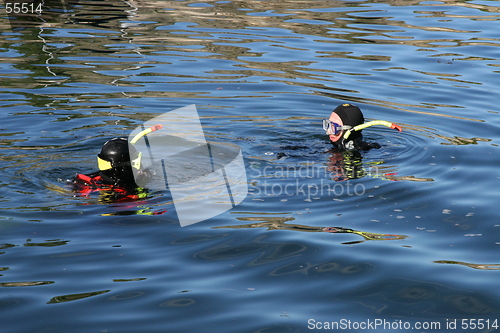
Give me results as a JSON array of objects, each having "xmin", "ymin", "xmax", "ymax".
[
  {"xmin": 98, "ymin": 138, "xmax": 131, "ymax": 166},
  {"xmin": 333, "ymin": 103, "xmax": 364, "ymax": 128}
]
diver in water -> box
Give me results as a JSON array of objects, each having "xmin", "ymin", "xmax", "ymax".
[
  {"xmin": 324, "ymin": 103, "xmax": 402, "ymax": 181},
  {"xmin": 323, "ymin": 103, "xmax": 402, "ymax": 151},
  {"xmin": 72, "ymin": 124, "xmax": 162, "ymax": 202},
  {"xmin": 72, "ymin": 137, "xmax": 146, "ymax": 202}
]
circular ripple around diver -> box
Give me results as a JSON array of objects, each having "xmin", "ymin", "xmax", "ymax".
[{"xmin": 363, "ymin": 126, "xmax": 435, "ymax": 167}]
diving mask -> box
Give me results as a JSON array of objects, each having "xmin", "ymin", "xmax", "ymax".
[{"xmin": 322, "ymin": 119, "xmax": 351, "ymax": 135}]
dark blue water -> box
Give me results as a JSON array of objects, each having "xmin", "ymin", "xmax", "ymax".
[{"xmin": 1, "ymin": 1, "xmax": 500, "ymax": 332}]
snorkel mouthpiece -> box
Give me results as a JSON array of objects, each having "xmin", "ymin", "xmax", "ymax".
[{"xmin": 390, "ymin": 123, "xmax": 402, "ymax": 132}]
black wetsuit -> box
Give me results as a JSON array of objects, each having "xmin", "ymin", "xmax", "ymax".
[{"xmin": 332, "ymin": 134, "xmax": 381, "ymax": 151}]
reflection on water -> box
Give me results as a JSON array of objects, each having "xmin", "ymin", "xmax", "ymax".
[
  {"xmin": 215, "ymin": 215, "xmax": 407, "ymax": 244},
  {"xmin": 47, "ymin": 289, "xmax": 110, "ymax": 304},
  {"xmin": 435, "ymin": 260, "xmax": 500, "ymax": 271},
  {"xmin": 23, "ymin": 239, "xmax": 69, "ymax": 247},
  {"xmin": 326, "ymin": 149, "xmax": 369, "ymax": 181},
  {"xmin": 0, "ymin": 281, "xmax": 54, "ymax": 287},
  {"xmin": 326, "ymin": 147, "xmax": 435, "ymax": 182},
  {"xmin": 113, "ymin": 278, "xmax": 147, "ymax": 282},
  {"xmin": 2, "ymin": 0, "xmax": 500, "ymax": 119},
  {"xmin": 440, "ymin": 136, "xmax": 491, "ymax": 146}
]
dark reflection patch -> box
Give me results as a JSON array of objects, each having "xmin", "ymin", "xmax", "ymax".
[
  {"xmin": 107, "ymin": 291, "xmax": 145, "ymax": 301},
  {"xmin": 159, "ymin": 298, "xmax": 196, "ymax": 308},
  {"xmin": 48, "ymin": 289, "xmax": 110, "ymax": 304},
  {"xmin": 194, "ymin": 235, "xmax": 309, "ymax": 266}
]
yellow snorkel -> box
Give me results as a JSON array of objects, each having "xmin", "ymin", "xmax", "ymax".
[
  {"xmin": 129, "ymin": 124, "xmax": 163, "ymax": 170},
  {"xmin": 131, "ymin": 124, "xmax": 163, "ymax": 145},
  {"xmin": 343, "ymin": 120, "xmax": 402, "ymax": 140}
]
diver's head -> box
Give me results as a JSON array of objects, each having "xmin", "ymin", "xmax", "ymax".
[
  {"xmin": 325, "ymin": 103, "xmax": 365, "ymax": 146},
  {"xmin": 97, "ymin": 138, "xmax": 140, "ymax": 186}
]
